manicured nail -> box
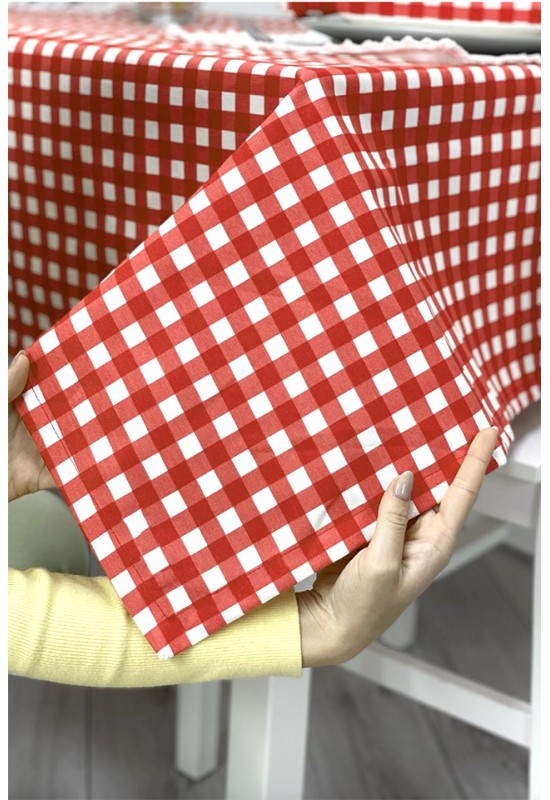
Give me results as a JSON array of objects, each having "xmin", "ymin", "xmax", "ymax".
[
  {"xmin": 393, "ymin": 471, "xmax": 414, "ymax": 501},
  {"xmin": 13, "ymin": 349, "xmax": 25, "ymax": 363}
]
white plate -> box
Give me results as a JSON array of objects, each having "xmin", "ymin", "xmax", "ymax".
[{"xmin": 302, "ymin": 13, "xmax": 541, "ymax": 55}]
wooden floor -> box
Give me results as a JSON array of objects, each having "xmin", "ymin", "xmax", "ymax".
[{"xmin": 9, "ymin": 545, "xmax": 531, "ymax": 800}]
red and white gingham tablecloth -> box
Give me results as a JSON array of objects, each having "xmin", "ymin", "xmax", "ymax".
[{"xmin": 8, "ymin": 4, "xmax": 540, "ymax": 658}]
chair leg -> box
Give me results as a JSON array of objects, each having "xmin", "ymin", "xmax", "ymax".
[
  {"xmin": 174, "ymin": 681, "xmax": 223, "ymax": 780},
  {"xmin": 226, "ymin": 670, "xmax": 312, "ymax": 800},
  {"xmin": 528, "ymin": 490, "xmax": 541, "ymax": 800},
  {"xmin": 379, "ymin": 599, "xmax": 420, "ymax": 650}
]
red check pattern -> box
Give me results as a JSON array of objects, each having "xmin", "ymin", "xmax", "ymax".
[
  {"xmin": 289, "ymin": 1, "xmax": 542, "ymax": 25},
  {"xmin": 9, "ymin": 9, "xmax": 540, "ymax": 658}
]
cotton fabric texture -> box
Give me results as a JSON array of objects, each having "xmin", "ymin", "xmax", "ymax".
[{"xmin": 10, "ymin": 10, "xmax": 540, "ymax": 659}]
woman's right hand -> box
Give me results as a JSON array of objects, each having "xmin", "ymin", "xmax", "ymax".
[{"xmin": 8, "ymin": 351, "xmax": 56, "ymax": 502}]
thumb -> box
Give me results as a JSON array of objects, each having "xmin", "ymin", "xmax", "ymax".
[
  {"xmin": 367, "ymin": 471, "xmax": 414, "ymax": 566},
  {"xmin": 8, "ymin": 352, "xmax": 30, "ymax": 404}
]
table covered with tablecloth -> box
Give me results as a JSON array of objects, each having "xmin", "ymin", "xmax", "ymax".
[{"xmin": 8, "ymin": 3, "xmax": 540, "ymax": 658}]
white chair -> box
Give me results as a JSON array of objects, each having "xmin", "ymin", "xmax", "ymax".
[{"xmin": 175, "ymin": 400, "xmax": 540, "ymax": 800}]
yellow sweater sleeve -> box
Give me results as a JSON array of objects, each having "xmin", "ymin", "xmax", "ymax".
[{"xmin": 8, "ymin": 567, "xmax": 303, "ymax": 688}]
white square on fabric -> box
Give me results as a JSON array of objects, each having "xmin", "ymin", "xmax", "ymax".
[
  {"xmin": 444, "ymin": 425, "xmax": 468, "ymax": 450},
  {"xmin": 90, "ymin": 436, "xmax": 113, "ymax": 464},
  {"xmin": 283, "ymin": 372, "xmax": 308, "ymax": 398},
  {"xmin": 314, "ymin": 256, "xmax": 339, "ymax": 283},
  {"xmin": 202, "ymin": 565, "xmax": 227, "ymax": 592},
  {"xmin": 299, "ymin": 313, "xmax": 324, "ymax": 340},
  {"xmin": 225, "ymin": 260, "xmax": 248, "ymax": 288},
  {"xmin": 252, "ymin": 487, "xmax": 277, "ymax": 513},
  {"xmin": 156, "ymin": 301, "xmax": 180, "ymax": 328},
  {"xmin": 232, "ymin": 450, "xmax": 257, "ymax": 477},
  {"xmin": 124, "ymin": 415, "xmax": 149, "ymax": 443},
  {"xmin": 73, "ymin": 495, "xmax": 97, "ymax": 523},
  {"xmin": 295, "ymin": 221, "xmax": 319, "ymax": 247},
  {"xmin": 407, "ymin": 351, "xmax": 430, "ymax": 376},
  {"xmin": 292, "ymin": 562, "xmax": 314, "ymax": 583},
  {"xmin": 334, "ymin": 293, "xmax": 360, "ymax": 320},
  {"xmin": 319, "ymin": 351, "xmax": 344, "ymax": 377},
  {"xmin": 166, "ymin": 585, "xmax": 191, "ymax": 613},
  {"xmin": 182, "ymin": 527, "xmax": 207, "ymax": 555},
  {"xmin": 197, "ymin": 469, "xmax": 222, "ymax": 497},
  {"xmin": 274, "ymin": 183, "xmax": 300, "ymax": 210},
  {"xmin": 121, "ymin": 321, "xmax": 146, "ymax": 347},
  {"xmin": 272, "ymin": 524, "xmax": 297, "ymax": 552},
  {"xmin": 73, "ymin": 399, "xmax": 95, "ymax": 426},
  {"xmin": 191, "ymin": 280, "xmax": 215, "ymax": 308},
  {"xmin": 303, "ymin": 409, "xmax": 328, "ymax": 436},
  {"xmin": 171, "ymin": 243, "xmax": 194, "ymax": 271},
  {"xmin": 111, "ymin": 570, "xmax": 136, "ymax": 599},
  {"xmin": 248, "ymin": 392, "xmax": 273, "ymax": 418},
  {"xmin": 217, "ymin": 507, "xmax": 242, "ymax": 534},
  {"xmin": 175, "ymin": 338, "xmax": 200, "ymax": 365},
  {"xmin": 256, "ymin": 146, "xmax": 280, "ymax": 173},
  {"xmin": 144, "ymin": 547, "xmax": 169, "ymax": 575},
  {"xmin": 88, "ymin": 342, "xmax": 111, "ymax": 369},
  {"xmin": 279, "ymin": 276, "xmax": 304, "ymax": 303},
  {"xmin": 229, "ymin": 354, "xmax": 254, "ymax": 380},
  {"xmin": 213, "ymin": 411, "xmax": 238, "ymax": 439},
  {"xmin": 55, "ymin": 363, "xmax": 78, "ymax": 389},
  {"xmin": 393, "ymin": 407, "xmax": 416, "ymax": 433},
  {"xmin": 71, "ymin": 307, "xmax": 93, "ymax": 332},
  {"xmin": 124, "ymin": 510, "xmax": 148, "ymax": 538},
  {"xmin": 358, "ymin": 426, "xmax": 382, "ymax": 453},
  {"xmin": 178, "ymin": 432, "xmax": 203, "ymax": 459},
  {"xmin": 426, "ymin": 388, "xmax": 448, "ymax": 414},
  {"xmin": 143, "ymin": 453, "xmax": 168, "ymax": 480},
  {"xmin": 290, "ymin": 129, "xmax": 315, "ymax": 154},
  {"xmin": 260, "ymin": 240, "xmax": 285, "ymax": 267},
  {"xmin": 322, "ymin": 446, "xmax": 347, "ymax": 473},
  {"xmin": 330, "ymin": 201, "xmax": 354, "ymax": 226},
  {"xmin": 264, "ymin": 334, "xmax": 289, "ymax": 361},
  {"xmin": 140, "ymin": 358, "xmax": 164, "ymax": 385},
  {"xmin": 337, "ymin": 387, "xmax": 362, "ymax": 416},
  {"xmin": 257, "ymin": 583, "xmax": 280, "ymax": 603},
  {"xmin": 194, "ymin": 374, "xmax": 219, "ymax": 401},
  {"xmin": 187, "ymin": 624, "xmax": 209, "ymax": 646},
  {"xmin": 241, "ymin": 203, "xmax": 265, "ymax": 230},
  {"xmin": 210, "ymin": 317, "xmax": 234, "ymax": 344},
  {"xmin": 245, "ymin": 297, "xmax": 270, "ymax": 322},
  {"xmin": 387, "ymin": 313, "xmax": 411, "ymax": 338},
  {"xmin": 205, "ymin": 223, "xmax": 230, "ymax": 251},
  {"xmin": 369, "ymin": 275, "xmax": 392, "ymax": 300},
  {"xmin": 373, "ymin": 368, "xmax": 397, "ymax": 395},
  {"xmin": 411, "ymin": 444, "xmax": 437, "ymax": 470},
  {"xmin": 106, "ymin": 378, "xmax": 130, "ymax": 406},
  {"xmin": 353, "ymin": 330, "xmax": 377, "ymax": 358},
  {"xmin": 93, "ymin": 532, "xmax": 116, "ymax": 560},
  {"xmin": 342, "ymin": 484, "xmax": 367, "ymax": 510},
  {"xmin": 107, "ymin": 474, "xmax": 132, "ymax": 500},
  {"xmin": 161, "ymin": 491, "xmax": 187, "ymax": 517},
  {"xmin": 56, "ymin": 458, "xmax": 78, "ymax": 484},
  {"xmin": 222, "ymin": 604, "xmax": 244, "ymax": 624},
  {"xmin": 327, "ymin": 541, "xmax": 349, "ymax": 562},
  {"xmin": 221, "ymin": 166, "xmax": 245, "ymax": 192},
  {"xmin": 287, "ymin": 466, "xmax": 312, "ymax": 494},
  {"xmin": 310, "ymin": 164, "xmax": 333, "ymax": 190},
  {"xmin": 267, "ymin": 429, "xmax": 292, "ymax": 455},
  {"xmin": 134, "ymin": 607, "xmax": 157, "ymax": 635},
  {"xmin": 237, "ymin": 545, "xmax": 262, "ymax": 572}
]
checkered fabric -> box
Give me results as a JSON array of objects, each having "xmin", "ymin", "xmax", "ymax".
[
  {"xmin": 289, "ymin": 1, "xmax": 542, "ymax": 25},
  {"xmin": 9, "ymin": 8, "xmax": 540, "ymax": 658}
]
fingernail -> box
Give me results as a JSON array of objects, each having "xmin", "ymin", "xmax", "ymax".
[
  {"xmin": 13, "ymin": 349, "xmax": 25, "ymax": 363},
  {"xmin": 393, "ymin": 471, "xmax": 414, "ymax": 501}
]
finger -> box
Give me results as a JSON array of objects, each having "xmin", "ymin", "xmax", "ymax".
[
  {"xmin": 438, "ymin": 427, "xmax": 498, "ymax": 534},
  {"xmin": 8, "ymin": 352, "xmax": 30, "ymax": 404},
  {"xmin": 367, "ymin": 471, "xmax": 414, "ymax": 567}
]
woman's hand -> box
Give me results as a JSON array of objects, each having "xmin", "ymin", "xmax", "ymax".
[
  {"xmin": 297, "ymin": 427, "xmax": 498, "ymax": 667},
  {"xmin": 8, "ymin": 351, "xmax": 56, "ymax": 502}
]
